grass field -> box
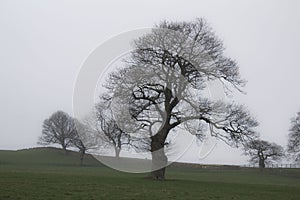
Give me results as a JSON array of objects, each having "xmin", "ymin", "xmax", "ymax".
[{"xmin": 0, "ymin": 148, "xmax": 299, "ymax": 200}]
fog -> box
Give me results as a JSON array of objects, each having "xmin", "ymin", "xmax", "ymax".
[{"xmin": 1, "ymin": 0, "xmax": 300, "ymax": 165}]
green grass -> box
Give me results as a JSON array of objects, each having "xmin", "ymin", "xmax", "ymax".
[{"xmin": 0, "ymin": 148, "xmax": 299, "ymax": 200}]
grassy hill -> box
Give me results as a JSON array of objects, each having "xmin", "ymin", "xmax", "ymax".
[
  {"xmin": 0, "ymin": 147, "xmax": 242, "ymax": 170},
  {"xmin": 0, "ymin": 147, "xmax": 300, "ymax": 199},
  {"xmin": 0, "ymin": 147, "xmax": 101, "ymax": 167}
]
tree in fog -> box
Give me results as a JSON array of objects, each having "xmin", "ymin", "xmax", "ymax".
[
  {"xmin": 287, "ymin": 111, "xmax": 300, "ymax": 161},
  {"xmin": 38, "ymin": 111, "xmax": 76, "ymax": 153},
  {"xmin": 71, "ymin": 119, "xmax": 100, "ymax": 165},
  {"xmin": 95, "ymin": 102, "xmax": 131, "ymax": 158},
  {"xmin": 244, "ymin": 139, "xmax": 284, "ymax": 168},
  {"xmin": 102, "ymin": 18, "xmax": 258, "ymax": 179}
]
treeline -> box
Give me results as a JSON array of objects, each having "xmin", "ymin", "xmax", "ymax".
[{"xmin": 37, "ymin": 106, "xmax": 131, "ymax": 165}]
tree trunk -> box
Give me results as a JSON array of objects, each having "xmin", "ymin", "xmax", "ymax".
[
  {"xmin": 151, "ymin": 132, "xmax": 168, "ymax": 180},
  {"xmin": 62, "ymin": 145, "xmax": 68, "ymax": 154},
  {"xmin": 115, "ymin": 147, "xmax": 121, "ymax": 158},
  {"xmin": 79, "ymin": 149, "xmax": 85, "ymax": 166},
  {"xmin": 259, "ymin": 158, "xmax": 265, "ymax": 168}
]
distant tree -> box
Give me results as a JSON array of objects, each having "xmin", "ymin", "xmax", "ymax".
[
  {"xmin": 71, "ymin": 119, "xmax": 100, "ymax": 165},
  {"xmin": 95, "ymin": 102, "xmax": 131, "ymax": 158},
  {"xmin": 288, "ymin": 111, "xmax": 300, "ymax": 161},
  {"xmin": 38, "ymin": 111, "xmax": 76, "ymax": 153},
  {"xmin": 244, "ymin": 139, "xmax": 284, "ymax": 168},
  {"xmin": 101, "ymin": 19, "xmax": 258, "ymax": 179},
  {"xmin": 71, "ymin": 136, "xmax": 87, "ymax": 165}
]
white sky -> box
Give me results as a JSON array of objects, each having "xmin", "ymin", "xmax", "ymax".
[{"xmin": 0, "ymin": 0, "xmax": 300, "ymax": 165}]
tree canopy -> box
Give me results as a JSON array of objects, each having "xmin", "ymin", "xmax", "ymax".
[
  {"xmin": 100, "ymin": 18, "xmax": 259, "ymax": 179},
  {"xmin": 38, "ymin": 111, "xmax": 77, "ymax": 153},
  {"xmin": 244, "ymin": 139, "xmax": 284, "ymax": 168}
]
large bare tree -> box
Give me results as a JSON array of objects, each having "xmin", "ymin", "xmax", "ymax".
[
  {"xmin": 288, "ymin": 111, "xmax": 300, "ymax": 161},
  {"xmin": 243, "ymin": 139, "xmax": 284, "ymax": 168},
  {"xmin": 102, "ymin": 19, "xmax": 258, "ymax": 179},
  {"xmin": 38, "ymin": 111, "xmax": 76, "ymax": 153}
]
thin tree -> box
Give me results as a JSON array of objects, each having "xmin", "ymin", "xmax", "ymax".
[
  {"xmin": 38, "ymin": 111, "xmax": 76, "ymax": 153},
  {"xmin": 244, "ymin": 139, "xmax": 284, "ymax": 168},
  {"xmin": 95, "ymin": 102, "xmax": 131, "ymax": 158},
  {"xmin": 102, "ymin": 19, "xmax": 258, "ymax": 179},
  {"xmin": 287, "ymin": 111, "xmax": 300, "ymax": 161},
  {"xmin": 71, "ymin": 119, "xmax": 100, "ymax": 165}
]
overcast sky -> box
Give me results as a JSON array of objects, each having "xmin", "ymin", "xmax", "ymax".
[{"xmin": 0, "ymin": 0, "xmax": 299, "ymax": 165}]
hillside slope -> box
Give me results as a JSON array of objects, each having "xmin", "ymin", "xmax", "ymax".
[{"xmin": 0, "ymin": 147, "xmax": 101, "ymax": 166}]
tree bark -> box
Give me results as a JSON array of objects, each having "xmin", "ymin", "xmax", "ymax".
[{"xmin": 151, "ymin": 130, "xmax": 168, "ymax": 180}]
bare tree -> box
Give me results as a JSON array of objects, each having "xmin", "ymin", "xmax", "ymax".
[
  {"xmin": 38, "ymin": 111, "xmax": 76, "ymax": 153},
  {"xmin": 102, "ymin": 19, "xmax": 258, "ymax": 179},
  {"xmin": 288, "ymin": 111, "xmax": 300, "ymax": 161},
  {"xmin": 244, "ymin": 139, "xmax": 284, "ymax": 168},
  {"xmin": 71, "ymin": 119, "xmax": 100, "ymax": 165},
  {"xmin": 95, "ymin": 102, "xmax": 131, "ymax": 158}
]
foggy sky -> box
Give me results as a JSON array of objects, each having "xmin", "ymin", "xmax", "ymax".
[{"xmin": 1, "ymin": 0, "xmax": 300, "ymax": 165}]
